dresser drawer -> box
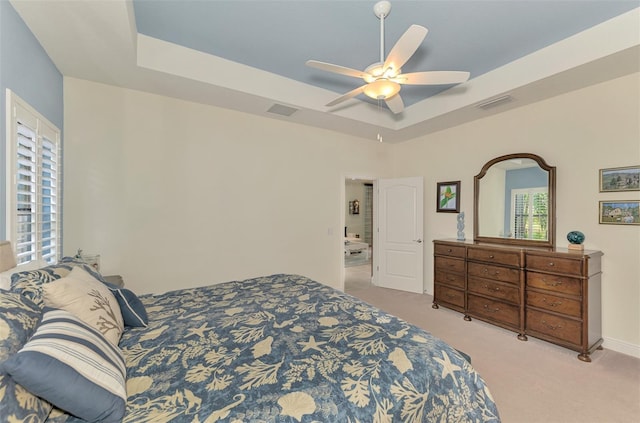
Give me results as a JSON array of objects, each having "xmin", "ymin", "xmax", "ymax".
[
  {"xmin": 434, "ymin": 243, "xmax": 466, "ymax": 259},
  {"xmin": 435, "ymin": 270, "xmax": 465, "ymax": 289},
  {"xmin": 467, "ymin": 294, "xmax": 520, "ymax": 327},
  {"xmin": 527, "ymin": 254, "xmax": 583, "ymax": 276},
  {"xmin": 468, "ymin": 247, "xmax": 522, "ymax": 267},
  {"xmin": 468, "ymin": 262, "xmax": 520, "ymax": 284},
  {"xmin": 527, "ymin": 309, "xmax": 582, "ymax": 346},
  {"xmin": 435, "ymin": 256, "xmax": 465, "ymax": 274},
  {"xmin": 468, "ymin": 277, "xmax": 520, "ymax": 303},
  {"xmin": 435, "ymin": 285, "xmax": 465, "ymax": 308},
  {"xmin": 526, "ymin": 290, "xmax": 581, "ymax": 318},
  {"xmin": 527, "ymin": 272, "xmax": 582, "ymax": 296}
]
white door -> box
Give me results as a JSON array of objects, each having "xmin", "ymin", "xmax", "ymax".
[{"xmin": 376, "ymin": 177, "xmax": 424, "ymax": 293}]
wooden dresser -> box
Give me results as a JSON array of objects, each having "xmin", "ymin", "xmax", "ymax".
[{"xmin": 433, "ymin": 239, "xmax": 603, "ymax": 362}]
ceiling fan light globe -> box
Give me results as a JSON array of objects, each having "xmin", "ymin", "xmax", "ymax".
[{"xmin": 363, "ymin": 80, "xmax": 401, "ymax": 100}]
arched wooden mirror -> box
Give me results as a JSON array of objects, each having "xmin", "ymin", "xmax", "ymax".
[{"xmin": 474, "ymin": 153, "xmax": 556, "ymax": 249}]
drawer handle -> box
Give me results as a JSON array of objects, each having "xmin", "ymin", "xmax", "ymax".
[
  {"xmin": 542, "ymin": 297, "xmax": 563, "ymax": 307},
  {"xmin": 542, "ymin": 320, "xmax": 564, "ymax": 331},
  {"xmin": 548, "ymin": 262, "xmax": 555, "ymax": 267},
  {"xmin": 483, "ymin": 304, "xmax": 501, "ymax": 313},
  {"xmin": 482, "ymin": 267, "xmax": 500, "ymax": 276},
  {"xmin": 483, "ymin": 284, "xmax": 500, "ymax": 293},
  {"xmin": 542, "ymin": 278, "xmax": 562, "ymax": 287},
  {"xmin": 446, "ymin": 276, "xmax": 456, "ymax": 281},
  {"xmin": 447, "ymin": 248, "xmax": 452, "ymax": 252},
  {"xmin": 446, "ymin": 293, "xmax": 456, "ymax": 299},
  {"xmin": 488, "ymin": 254, "xmax": 495, "ymax": 259}
]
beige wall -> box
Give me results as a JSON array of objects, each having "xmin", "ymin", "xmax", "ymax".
[
  {"xmin": 63, "ymin": 78, "xmax": 393, "ymax": 294},
  {"xmin": 392, "ymin": 72, "xmax": 640, "ymax": 355},
  {"xmin": 64, "ymin": 73, "xmax": 639, "ymax": 356}
]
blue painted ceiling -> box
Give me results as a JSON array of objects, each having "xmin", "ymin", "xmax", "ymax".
[{"xmin": 132, "ymin": 0, "xmax": 638, "ymax": 107}]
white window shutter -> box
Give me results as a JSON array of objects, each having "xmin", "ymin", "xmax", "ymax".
[{"xmin": 7, "ymin": 90, "xmax": 62, "ymax": 264}]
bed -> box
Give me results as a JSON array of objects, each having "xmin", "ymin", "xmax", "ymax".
[
  {"xmin": 344, "ymin": 237, "xmax": 369, "ymax": 259},
  {"xmin": 1, "ymin": 258, "xmax": 500, "ymax": 422}
]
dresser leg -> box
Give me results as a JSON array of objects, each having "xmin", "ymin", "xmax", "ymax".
[
  {"xmin": 464, "ymin": 315, "xmax": 472, "ymax": 321},
  {"xmin": 578, "ymin": 353, "xmax": 592, "ymax": 363},
  {"xmin": 517, "ymin": 334, "xmax": 528, "ymax": 341},
  {"xmin": 432, "ymin": 303, "xmax": 439, "ymax": 309}
]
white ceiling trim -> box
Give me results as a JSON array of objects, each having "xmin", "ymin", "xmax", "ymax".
[
  {"xmin": 136, "ymin": 34, "xmax": 403, "ymax": 129},
  {"xmin": 392, "ymin": 8, "xmax": 640, "ymax": 129}
]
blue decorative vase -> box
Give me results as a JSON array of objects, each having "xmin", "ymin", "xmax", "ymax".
[{"xmin": 567, "ymin": 231, "xmax": 585, "ymax": 245}]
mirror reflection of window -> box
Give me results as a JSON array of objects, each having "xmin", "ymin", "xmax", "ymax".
[
  {"xmin": 502, "ymin": 163, "xmax": 549, "ymax": 241},
  {"xmin": 510, "ymin": 188, "xmax": 548, "ymax": 240}
]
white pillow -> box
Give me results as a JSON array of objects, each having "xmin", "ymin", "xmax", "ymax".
[
  {"xmin": 0, "ymin": 259, "xmax": 48, "ymax": 291},
  {"xmin": 43, "ymin": 266, "xmax": 124, "ymax": 345}
]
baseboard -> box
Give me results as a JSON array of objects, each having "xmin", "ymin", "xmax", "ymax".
[{"xmin": 603, "ymin": 336, "xmax": 640, "ymax": 358}]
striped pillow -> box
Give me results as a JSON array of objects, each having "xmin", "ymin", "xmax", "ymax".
[{"xmin": 2, "ymin": 308, "xmax": 126, "ymax": 423}]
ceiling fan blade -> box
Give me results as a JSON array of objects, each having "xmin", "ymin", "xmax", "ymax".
[
  {"xmin": 385, "ymin": 94, "xmax": 404, "ymax": 114},
  {"xmin": 383, "ymin": 25, "xmax": 428, "ymax": 73},
  {"xmin": 306, "ymin": 60, "xmax": 368, "ymax": 79},
  {"xmin": 394, "ymin": 71, "xmax": 470, "ymax": 85},
  {"xmin": 326, "ymin": 85, "xmax": 366, "ymax": 107}
]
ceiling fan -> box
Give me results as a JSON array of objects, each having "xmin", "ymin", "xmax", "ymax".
[{"xmin": 306, "ymin": 1, "xmax": 470, "ymax": 114}]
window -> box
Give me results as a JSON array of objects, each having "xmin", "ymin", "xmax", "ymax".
[
  {"xmin": 510, "ymin": 188, "xmax": 548, "ymax": 240},
  {"xmin": 6, "ymin": 90, "xmax": 61, "ymax": 264}
]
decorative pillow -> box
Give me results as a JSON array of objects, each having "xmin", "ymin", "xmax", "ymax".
[
  {"xmin": 43, "ymin": 266, "xmax": 124, "ymax": 345},
  {"xmin": 2, "ymin": 308, "xmax": 127, "ymax": 423},
  {"xmin": 0, "ymin": 259, "xmax": 48, "ymax": 291},
  {"xmin": 10, "ymin": 266, "xmax": 69, "ymax": 307},
  {"xmin": 106, "ymin": 284, "xmax": 148, "ymax": 327},
  {"xmin": 0, "ymin": 291, "xmax": 52, "ymax": 422},
  {"xmin": 10, "ymin": 257, "xmax": 107, "ymax": 306}
]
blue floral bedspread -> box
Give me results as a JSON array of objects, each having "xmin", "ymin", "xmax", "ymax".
[{"xmin": 67, "ymin": 274, "xmax": 500, "ymax": 422}]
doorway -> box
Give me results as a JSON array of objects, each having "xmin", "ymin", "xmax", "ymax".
[{"xmin": 344, "ymin": 178, "xmax": 374, "ymax": 291}]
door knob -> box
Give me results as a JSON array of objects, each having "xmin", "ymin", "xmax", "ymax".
[{"xmin": 414, "ymin": 239, "xmax": 423, "ymax": 243}]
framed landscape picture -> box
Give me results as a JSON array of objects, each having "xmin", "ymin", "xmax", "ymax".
[
  {"xmin": 599, "ymin": 201, "xmax": 640, "ymax": 225},
  {"xmin": 599, "ymin": 166, "xmax": 640, "ymax": 192},
  {"xmin": 437, "ymin": 181, "xmax": 460, "ymax": 213}
]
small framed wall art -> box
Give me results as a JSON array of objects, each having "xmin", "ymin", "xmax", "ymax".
[
  {"xmin": 436, "ymin": 181, "xmax": 460, "ymax": 213},
  {"xmin": 599, "ymin": 165, "xmax": 640, "ymax": 192},
  {"xmin": 599, "ymin": 200, "xmax": 639, "ymax": 225}
]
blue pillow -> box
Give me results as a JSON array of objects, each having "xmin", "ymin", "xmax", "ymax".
[
  {"xmin": 2, "ymin": 308, "xmax": 126, "ymax": 423},
  {"xmin": 106, "ymin": 284, "xmax": 148, "ymax": 327}
]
